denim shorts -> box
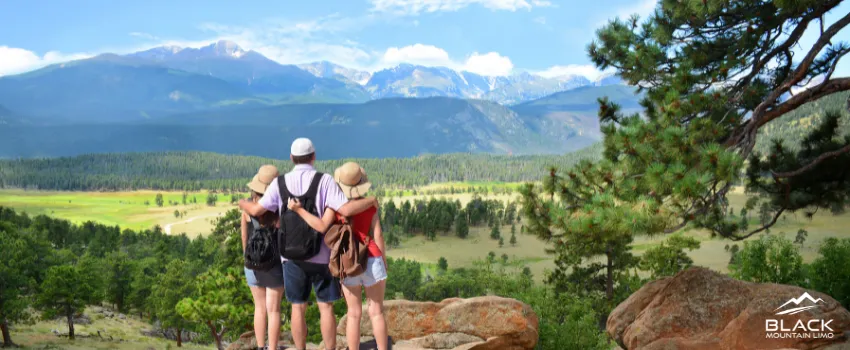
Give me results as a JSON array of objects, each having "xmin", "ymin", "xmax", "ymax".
[
  {"xmin": 282, "ymin": 261, "xmax": 342, "ymax": 304},
  {"xmin": 342, "ymin": 257, "xmax": 387, "ymax": 288},
  {"xmin": 244, "ymin": 263, "xmax": 284, "ymax": 288}
]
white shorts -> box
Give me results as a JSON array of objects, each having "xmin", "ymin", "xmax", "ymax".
[{"xmin": 342, "ymin": 257, "xmax": 387, "ymax": 288}]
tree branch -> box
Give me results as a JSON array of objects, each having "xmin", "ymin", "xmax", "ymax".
[
  {"xmin": 729, "ymin": 207, "xmax": 786, "ymax": 241},
  {"xmin": 771, "ymin": 143, "xmax": 850, "ymax": 178},
  {"xmin": 750, "ymin": 10, "xmax": 850, "ymax": 125},
  {"xmin": 757, "ymin": 77, "xmax": 850, "ymax": 129}
]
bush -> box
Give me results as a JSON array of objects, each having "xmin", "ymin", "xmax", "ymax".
[{"xmin": 729, "ymin": 235, "xmax": 805, "ymax": 286}]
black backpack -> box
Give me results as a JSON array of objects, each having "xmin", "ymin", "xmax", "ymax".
[
  {"xmin": 244, "ymin": 216, "xmax": 279, "ymax": 271},
  {"xmin": 278, "ymin": 173, "xmax": 324, "ymax": 261}
]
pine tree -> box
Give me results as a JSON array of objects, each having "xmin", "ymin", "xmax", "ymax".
[
  {"xmin": 490, "ymin": 222, "xmax": 501, "ymax": 240},
  {"xmin": 104, "ymin": 251, "xmax": 135, "ymax": 312},
  {"xmin": 454, "ymin": 212, "xmax": 469, "ymax": 239},
  {"xmin": 36, "ymin": 265, "xmax": 97, "ymax": 340},
  {"xmin": 177, "ymin": 269, "xmax": 250, "ymax": 350},
  {"xmin": 152, "ymin": 259, "xmax": 193, "ymax": 348},
  {"xmin": 0, "ymin": 223, "xmax": 36, "ymax": 347},
  {"xmin": 437, "ymin": 257, "xmax": 448, "ymax": 272},
  {"xmin": 522, "ymin": 0, "xmax": 850, "ymax": 317},
  {"xmin": 510, "ymin": 232, "xmax": 517, "ymax": 246},
  {"xmin": 155, "ymin": 193, "xmax": 164, "ymax": 207},
  {"xmin": 499, "ymin": 237, "xmax": 504, "ymax": 248}
]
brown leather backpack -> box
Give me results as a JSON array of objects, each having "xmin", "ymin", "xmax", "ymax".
[{"xmin": 325, "ymin": 217, "xmax": 369, "ymax": 279}]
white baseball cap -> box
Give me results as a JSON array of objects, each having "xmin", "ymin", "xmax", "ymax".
[{"xmin": 291, "ymin": 138, "xmax": 315, "ymax": 156}]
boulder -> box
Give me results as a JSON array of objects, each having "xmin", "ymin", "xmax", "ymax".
[
  {"xmin": 336, "ymin": 296, "xmax": 538, "ymax": 350},
  {"xmin": 607, "ymin": 267, "xmax": 850, "ymax": 350}
]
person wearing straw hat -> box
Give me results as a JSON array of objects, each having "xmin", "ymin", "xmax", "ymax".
[
  {"xmin": 239, "ymin": 138, "xmax": 378, "ymax": 350},
  {"xmin": 288, "ymin": 161, "xmax": 390, "ymax": 350},
  {"xmin": 242, "ymin": 164, "xmax": 285, "ymax": 350}
]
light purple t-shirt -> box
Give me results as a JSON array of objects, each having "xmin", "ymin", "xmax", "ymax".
[{"xmin": 259, "ymin": 164, "xmax": 348, "ymax": 264}]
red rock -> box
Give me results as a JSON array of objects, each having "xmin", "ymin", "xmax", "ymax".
[{"xmin": 607, "ymin": 267, "xmax": 850, "ymax": 350}]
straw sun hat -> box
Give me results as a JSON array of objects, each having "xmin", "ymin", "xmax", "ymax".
[
  {"xmin": 334, "ymin": 162, "xmax": 371, "ymax": 199},
  {"xmin": 247, "ymin": 165, "xmax": 279, "ymax": 194}
]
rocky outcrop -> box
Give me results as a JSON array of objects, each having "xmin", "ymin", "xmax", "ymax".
[
  {"xmin": 328, "ymin": 296, "xmax": 538, "ymax": 350},
  {"xmin": 607, "ymin": 267, "xmax": 850, "ymax": 350}
]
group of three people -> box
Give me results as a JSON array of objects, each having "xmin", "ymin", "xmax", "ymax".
[{"xmin": 238, "ymin": 138, "xmax": 390, "ymax": 350}]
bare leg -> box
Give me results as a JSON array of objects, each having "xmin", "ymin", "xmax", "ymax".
[
  {"xmin": 266, "ymin": 287, "xmax": 284, "ymax": 350},
  {"xmin": 341, "ymin": 283, "xmax": 363, "ymax": 350},
  {"xmin": 365, "ymin": 280, "xmax": 388, "ymax": 350},
  {"xmin": 250, "ymin": 286, "xmax": 268, "ymax": 348},
  {"xmin": 317, "ymin": 301, "xmax": 338, "ymax": 350},
  {"xmin": 291, "ymin": 303, "xmax": 308, "ymax": 350}
]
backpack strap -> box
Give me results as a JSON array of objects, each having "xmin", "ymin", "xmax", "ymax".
[
  {"xmin": 278, "ymin": 175, "xmax": 290, "ymax": 212},
  {"xmin": 304, "ymin": 172, "xmax": 324, "ymax": 200}
]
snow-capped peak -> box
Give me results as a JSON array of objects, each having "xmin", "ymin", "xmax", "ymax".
[{"xmin": 211, "ymin": 40, "xmax": 246, "ymax": 58}]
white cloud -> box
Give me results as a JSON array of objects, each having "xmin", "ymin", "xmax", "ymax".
[
  {"xmin": 376, "ymin": 44, "xmax": 514, "ymax": 76},
  {"xmin": 129, "ymin": 32, "xmax": 159, "ymax": 40},
  {"xmin": 370, "ymin": 0, "xmax": 551, "ymax": 15},
  {"xmin": 462, "ymin": 52, "xmax": 513, "ymax": 76},
  {"xmin": 381, "ymin": 44, "xmax": 453, "ymax": 66},
  {"xmin": 533, "ymin": 16, "xmax": 546, "ymax": 25},
  {"xmin": 536, "ymin": 64, "xmax": 614, "ymax": 81},
  {"xmin": 0, "ymin": 46, "xmax": 92, "ymax": 77}
]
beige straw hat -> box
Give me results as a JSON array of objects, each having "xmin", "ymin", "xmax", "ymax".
[
  {"xmin": 334, "ymin": 162, "xmax": 371, "ymax": 199},
  {"xmin": 247, "ymin": 165, "xmax": 279, "ymax": 194}
]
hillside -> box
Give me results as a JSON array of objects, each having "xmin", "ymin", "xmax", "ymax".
[
  {"xmin": 0, "ymin": 104, "xmax": 19, "ymax": 125},
  {"xmin": 0, "ymin": 145, "xmax": 602, "ymax": 191},
  {"xmin": 511, "ymin": 85, "xmax": 644, "ymax": 148},
  {"xmin": 0, "ymin": 92, "xmax": 622, "ymax": 159},
  {"xmin": 754, "ymin": 91, "xmax": 850, "ymax": 154},
  {"xmin": 0, "ymin": 54, "xmax": 258, "ymax": 122}
]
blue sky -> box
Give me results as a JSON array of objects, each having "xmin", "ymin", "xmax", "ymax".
[{"xmin": 0, "ymin": 0, "xmax": 848, "ymax": 79}]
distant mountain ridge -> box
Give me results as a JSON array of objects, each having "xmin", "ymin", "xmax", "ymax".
[
  {"xmin": 0, "ymin": 85, "xmax": 643, "ymax": 159},
  {"xmin": 0, "ymin": 40, "xmax": 626, "ymax": 122}
]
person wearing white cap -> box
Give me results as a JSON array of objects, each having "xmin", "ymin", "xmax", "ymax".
[
  {"xmin": 287, "ymin": 161, "xmax": 390, "ymax": 350},
  {"xmin": 239, "ymin": 137, "xmax": 378, "ymax": 350}
]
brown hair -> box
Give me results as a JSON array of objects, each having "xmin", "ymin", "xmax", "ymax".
[
  {"xmin": 251, "ymin": 191, "xmax": 278, "ymax": 229},
  {"xmin": 292, "ymin": 152, "xmax": 315, "ymax": 165}
]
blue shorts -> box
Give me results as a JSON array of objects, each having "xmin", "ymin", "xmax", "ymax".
[
  {"xmin": 244, "ymin": 263, "xmax": 284, "ymax": 288},
  {"xmin": 342, "ymin": 257, "xmax": 387, "ymax": 288},
  {"xmin": 283, "ymin": 261, "xmax": 341, "ymax": 304}
]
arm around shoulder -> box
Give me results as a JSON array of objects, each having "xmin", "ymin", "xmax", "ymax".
[
  {"xmin": 239, "ymin": 199, "xmax": 268, "ymax": 217},
  {"xmin": 337, "ymin": 197, "xmax": 378, "ymax": 217}
]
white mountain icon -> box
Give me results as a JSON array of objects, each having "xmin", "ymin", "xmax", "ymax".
[{"xmin": 774, "ymin": 292, "xmax": 824, "ymax": 315}]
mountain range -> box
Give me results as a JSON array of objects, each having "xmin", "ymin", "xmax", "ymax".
[
  {"xmin": 0, "ymin": 40, "xmax": 639, "ymax": 159},
  {"xmin": 0, "ymin": 40, "xmax": 622, "ymax": 121}
]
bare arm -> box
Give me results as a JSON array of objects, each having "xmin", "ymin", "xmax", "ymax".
[
  {"xmin": 372, "ymin": 215, "xmax": 387, "ymax": 268},
  {"xmin": 337, "ymin": 197, "xmax": 378, "ymax": 217},
  {"xmin": 290, "ymin": 199, "xmax": 336, "ymax": 233},
  {"xmin": 240, "ymin": 212, "xmax": 249, "ymax": 254},
  {"xmin": 239, "ymin": 199, "xmax": 268, "ymax": 217}
]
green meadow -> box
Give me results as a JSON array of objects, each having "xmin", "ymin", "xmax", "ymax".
[
  {"xmin": 2, "ymin": 186, "xmax": 849, "ymax": 280},
  {"xmin": 0, "ymin": 190, "xmax": 237, "ymax": 238}
]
